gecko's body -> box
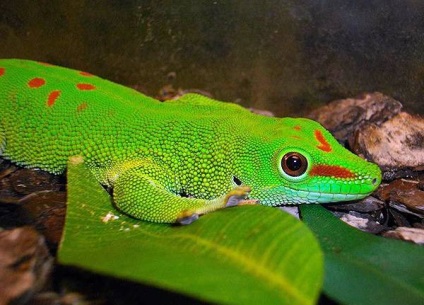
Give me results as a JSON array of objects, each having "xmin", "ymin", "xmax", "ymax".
[{"xmin": 0, "ymin": 59, "xmax": 381, "ymax": 223}]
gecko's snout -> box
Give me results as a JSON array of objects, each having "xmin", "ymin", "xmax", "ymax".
[{"xmin": 369, "ymin": 165, "xmax": 382, "ymax": 190}]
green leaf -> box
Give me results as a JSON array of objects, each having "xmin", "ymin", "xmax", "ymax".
[
  {"xmin": 58, "ymin": 160, "xmax": 323, "ymax": 305},
  {"xmin": 300, "ymin": 205, "xmax": 424, "ymax": 305}
]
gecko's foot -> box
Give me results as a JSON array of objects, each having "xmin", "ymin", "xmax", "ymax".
[
  {"xmin": 176, "ymin": 211, "xmax": 199, "ymax": 225},
  {"xmin": 239, "ymin": 199, "xmax": 259, "ymax": 206},
  {"xmin": 225, "ymin": 186, "xmax": 252, "ymax": 207}
]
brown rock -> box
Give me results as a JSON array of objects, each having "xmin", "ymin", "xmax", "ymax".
[
  {"xmin": 9, "ymin": 168, "xmax": 63, "ymax": 195},
  {"xmin": 334, "ymin": 211, "xmax": 386, "ymax": 234},
  {"xmin": 377, "ymin": 179, "xmax": 424, "ymax": 218},
  {"xmin": 0, "ymin": 163, "xmax": 64, "ymax": 204},
  {"xmin": 353, "ymin": 112, "xmax": 424, "ymax": 172},
  {"xmin": 0, "ymin": 227, "xmax": 53, "ymax": 305},
  {"xmin": 383, "ymin": 227, "xmax": 424, "ymax": 244},
  {"xmin": 327, "ymin": 196, "xmax": 385, "ymax": 213},
  {"xmin": 30, "ymin": 291, "xmax": 88, "ymax": 305},
  {"xmin": 20, "ymin": 192, "xmax": 67, "ymax": 249},
  {"xmin": 307, "ymin": 92, "xmax": 402, "ymax": 142}
]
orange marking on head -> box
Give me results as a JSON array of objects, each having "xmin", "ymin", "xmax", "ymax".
[
  {"xmin": 79, "ymin": 71, "xmax": 93, "ymax": 77},
  {"xmin": 77, "ymin": 83, "xmax": 96, "ymax": 90},
  {"xmin": 310, "ymin": 165, "xmax": 355, "ymax": 179},
  {"xmin": 77, "ymin": 102, "xmax": 88, "ymax": 112},
  {"xmin": 47, "ymin": 90, "xmax": 61, "ymax": 107},
  {"xmin": 0, "ymin": 67, "xmax": 5, "ymax": 76},
  {"xmin": 293, "ymin": 125, "xmax": 302, "ymax": 131},
  {"xmin": 291, "ymin": 135, "xmax": 301, "ymax": 140},
  {"xmin": 314, "ymin": 130, "xmax": 332, "ymax": 152},
  {"xmin": 28, "ymin": 77, "xmax": 46, "ymax": 88}
]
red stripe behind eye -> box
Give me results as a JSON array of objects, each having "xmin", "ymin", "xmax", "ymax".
[
  {"xmin": 0, "ymin": 68, "xmax": 5, "ymax": 76},
  {"xmin": 315, "ymin": 130, "xmax": 332, "ymax": 152},
  {"xmin": 310, "ymin": 165, "xmax": 355, "ymax": 179}
]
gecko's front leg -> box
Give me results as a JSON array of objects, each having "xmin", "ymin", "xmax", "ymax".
[{"xmin": 109, "ymin": 160, "xmax": 251, "ymax": 224}]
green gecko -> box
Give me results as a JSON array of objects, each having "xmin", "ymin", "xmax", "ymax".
[{"xmin": 0, "ymin": 59, "xmax": 381, "ymax": 224}]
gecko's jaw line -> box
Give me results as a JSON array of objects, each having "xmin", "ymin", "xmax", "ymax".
[
  {"xmin": 295, "ymin": 190, "xmax": 371, "ymax": 204},
  {"xmin": 306, "ymin": 191, "xmax": 371, "ymax": 203},
  {"xmin": 257, "ymin": 184, "xmax": 376, "ymax": 206},
  {"xmin": 276, "ymin": 191, "xmax": 372, "ymax": 206}
]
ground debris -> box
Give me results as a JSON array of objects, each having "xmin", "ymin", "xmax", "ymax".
[
  {"xmin": 353, "ymin": 112, "xmax": 424, "ymax": 174},
  {"xmin": 377, "ymin": 179, "xmax": 424, "ymax": 218},
  {"xmin": 327, "ymin": 196, "xmax": 385, "ymax": 213},
  {"xmin": 334, "ymin": 211, "xmax": 387, "ymax": 234},
  {"xmin": 0, "ymin": 227, "xmax": 53, "ymax": 305},
  {"xmin": 307, "ymin": 92, "xmax": 403, "ymax": 143},
  {"xmin": 383, "ymin": 227, "xmax": 424, "ymax": 244}
]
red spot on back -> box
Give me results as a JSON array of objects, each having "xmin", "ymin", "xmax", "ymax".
[
  {"xmin": 77, "ymin": 102, "xmax": 88, "ymax": 112},
  {"xmin": 310, "ymin": 165, "xmax": 355, "ymax": 179},
  {"xmin": 293, "ymin": 125, "xmax": 302, "ymax": 131},
  {"xmin": 0, "ymin": 67, "xmax": 5, "ymax": 76},
  {"xmin": 314, "ymin": 130, "xmax": 332, "ymax": 152},
  {"xmin": 79, "ymin": 71, "xmax": 93, "ymax": 77},
  {"xmin": 47, "ymin": 90, "xmax": 61, "ymax": 107},
  {"xmin": 77, "ymin": 83, "xmax": 96, "ymax": 90},
  {"xmin": 28, "ymin": 77, "xmax": 46, "ymax": 88}
]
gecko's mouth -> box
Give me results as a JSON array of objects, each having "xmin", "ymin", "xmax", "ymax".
[
  {"xmin": 254, "ymin": 184, "xmax": 375, "ymax": 206},
  {"xmin": 298, "ymin": 190, "xmax": 372, "ymax": 204},
  {"xmin": 291, "ymin": 189, "xmax": 372, "ymax": 204}
]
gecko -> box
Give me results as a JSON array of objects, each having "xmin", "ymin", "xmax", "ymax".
[{"xmin": 0, "ymin": 59, "xmax": 381, "ymax": 224}]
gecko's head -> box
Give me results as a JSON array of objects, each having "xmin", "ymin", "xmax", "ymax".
[{"xmin": 246, "ymin": 118, "xmax": 381, "ymax": 205}]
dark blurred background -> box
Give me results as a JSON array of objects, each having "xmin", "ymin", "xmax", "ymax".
[{"xmin": 0, "ymin": 0, "xmax": 423, "ymax": 115}]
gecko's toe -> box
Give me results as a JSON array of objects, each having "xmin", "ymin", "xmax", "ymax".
[
  {"xmin": 225, "ymin": 186, "xmax": 252, "ymax": 207},
  {"xmin": 238, "ymin": 199, "xmax": 259, "ymax": 206},
  {"xmin": 176, "ymin": 211, "xmax": 199, "ymax": 225}
]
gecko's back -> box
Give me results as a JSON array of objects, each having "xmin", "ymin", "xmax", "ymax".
[{"xmin": 0, "ymin": 59, "xmax": 249, "ymax": 175}]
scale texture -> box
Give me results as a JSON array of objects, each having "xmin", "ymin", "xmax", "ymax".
[{"xmin": 0, "ymin": 59, "xmax": 381, "ymax": 223}]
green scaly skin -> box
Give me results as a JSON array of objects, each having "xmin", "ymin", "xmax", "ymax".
[{"xmin": 0, "ymin": 59, "xmax": 381, "ymax": 224}]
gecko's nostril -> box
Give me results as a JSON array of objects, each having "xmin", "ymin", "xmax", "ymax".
[{"xmin": 372, "ymin": 178, "xmax": 378, "ymax": 185}]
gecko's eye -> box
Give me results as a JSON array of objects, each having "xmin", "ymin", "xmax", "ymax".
[{"xmin": 281, "ymin": 152, "xmax": 308, "ymax": 177}]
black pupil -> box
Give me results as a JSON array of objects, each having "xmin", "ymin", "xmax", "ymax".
[
  {"xmin": 281, "ymin": 152, "xmax": 308, "ymax": 177},
  {"xmin": 286, "ymin": 155, "xmax": 302, "ymax": 171}
]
